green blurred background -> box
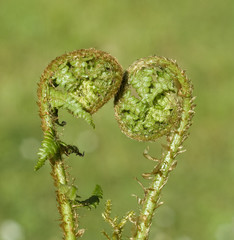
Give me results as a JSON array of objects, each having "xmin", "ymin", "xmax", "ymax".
[{"xmin": 0, "ymin": 0, "xmax": 234, "ymax": 240}]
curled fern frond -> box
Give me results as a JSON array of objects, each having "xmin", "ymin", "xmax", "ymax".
[
  {"xmin": 49, "ymin": 87, "xmax": 95, "ymax": 128},
  {"xmin": 114, "ymin": 56, "xmax": 193, "ymax": 141},
  {"xmin": 37, "ymin": 48, "xmax": 123, "ymax": 169},
  {"xmin": 115, "ymin": 55, "xmax": 195, "ymax": 240},
  {"xmin": 36, "ymin": 48, "xmax": 123, "ymax": 239},
  {"xmin": 38, "ymin": 48, "xmax": 123, "ymax": 131}
]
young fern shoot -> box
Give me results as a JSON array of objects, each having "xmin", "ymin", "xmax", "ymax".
[
  {"xmin": 36, "ymin": 49, "xmax": 194, "ymax": 240},
  {"xmin": 114, "ymin": 56, "xmax": 195, "ymax": 240},
  {"xmin": 36, "ymin": 48, "xmax": 123, "ymax": 239}
]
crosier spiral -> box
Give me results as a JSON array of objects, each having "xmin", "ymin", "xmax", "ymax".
[
  {"xmin": 37, "ymin": 48, "xmax": 123, "ymax": 240},
  {"xmin": 114, "ymin": 56, "xmax": 191, "ymax": 141},
  {"xmin": 37, "ymin": 48, "xmax": 123, "ymax": 170},
  {"xmin": 114, "ymin": 56, "xmax": 195, "ymax": 240}
]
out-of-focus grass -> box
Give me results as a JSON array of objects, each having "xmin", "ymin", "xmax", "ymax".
[{"xmin": 0, "ymin": 0, "xmax": 234, "ymax": 239}]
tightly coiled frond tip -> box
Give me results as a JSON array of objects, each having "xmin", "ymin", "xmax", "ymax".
[
  {"xmin": 36, "ymin": 48, "xmax": 123, "ymax": 169},
  {"xmin": 114, "ymin": 55, "xmax": 194, "ymax": 142},
  {"xmin": 38, "ymin": 48, "xmax": 123, "ymax": 129}
]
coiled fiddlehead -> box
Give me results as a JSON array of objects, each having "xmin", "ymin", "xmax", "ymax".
[
  {"xmin": 115, "ymin": 56, "xmax": 188, "ymax": 141},
  {"xmin": 114, "ymin": 56, "xmax": 195, "ymax": 240},
  {"xmin": 37, "ymin": 48, "xmax": 123, "ymax": 239},
  {"xmin": 37, "ymin": 48, "xmax": 123, "ymax": 170}
]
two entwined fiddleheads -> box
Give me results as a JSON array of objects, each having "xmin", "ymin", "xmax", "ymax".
[{"xmin": 36, "ymin": 49, "xmax": 195, "ymax": 240}]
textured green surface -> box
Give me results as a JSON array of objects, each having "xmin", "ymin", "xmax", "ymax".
[
  {"xmin": 48, "ymin": 49, "xmax": 123, "ymax": 114},
  {"xmin": 35, "ymin": 48, "xmax": 123, "ymax": 239},
  {"xmin": 115, "ymin": 57, "xmax": 186, "ymax": 141},
  {"xmin": 113, "ymin": 55, "xmax": 194, "ymax": 239},
  {"xmin": 36, "ymin": 131, "xmax": 60, "ymax": 170},
  {"xmin": 36, "ymin": 48, "xmax": 123, "ymax": 170}
]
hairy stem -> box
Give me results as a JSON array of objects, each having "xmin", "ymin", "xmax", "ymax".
[
  {"xmin": 135, "ymin": 96, "xmax": 194, "ymax": 240},
  {"xmin": 114, "ymin": 56, "xmax": 194, "ymax": 239},
  {"xmin": 39, "ymin": 98, "xmax": 78, "ymax": 239},
  {"xmin": 52, "ymin": 160, "xmax": 76, "ymax": 240},
  {"xmin": 36, "ymin": 48, "xmax": 123, "ymax": 239}
]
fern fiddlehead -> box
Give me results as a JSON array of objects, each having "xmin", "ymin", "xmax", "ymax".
[
  {"xmin": 37, "ymin": 48, "xmax": 123, "ymax": 239},
  {"xmin": 114, "ymin": 56, "xmax": 195, "ymax": 240}
]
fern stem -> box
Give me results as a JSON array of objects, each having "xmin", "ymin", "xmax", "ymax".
[
  {"xmin": 135, "ymin": 155, "xmax": 172, "ymax": 240},
  {"xmin": 135, "ymin": 135, "xmax": 182, "ymax": 239},
  {"xmin": 36, "ymin": 48, "xmax": 123, "ymax": 239},
  {"xmin": 52, "ymin": 160, "xmax": 77, "ymax": 240},
  {"xmin": 114, "ymin": 56, "xmax": 194, "ymax": 239},
  {"xmin": 135, "ymin": 96, "xmax": 194, "ymax": 240}
]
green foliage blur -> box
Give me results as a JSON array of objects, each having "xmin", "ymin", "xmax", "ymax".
[{"xmin": 0, "ymin": 0, "xmax": 234, "ymax": 240}]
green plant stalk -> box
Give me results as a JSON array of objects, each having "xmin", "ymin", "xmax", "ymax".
[
  {"xmin": 52, "ymin": 160, "xmax": 77, "ymax": 240},
  {"xmin": 38, "ymin": 83, "xmax": 77, "ymax": 239},
  {"xmin": 114, "ymin": 56, "xmax": 194, "ymax": 239},
  {"xmin": 135, "ymin": 97, "xmax": 193, "ymax": 240},
  {"xmin": 36, "ymin": 48, "xmax": 123, "ymax": 239}
]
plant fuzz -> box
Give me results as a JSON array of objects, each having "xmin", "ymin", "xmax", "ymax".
[
  {"xmin": 36, "ymin": 49, "xmax": 195, "ymax": 240},
  {"xmin": 37, "ymin": 48, "xmax": 123, "ymax": 239}
]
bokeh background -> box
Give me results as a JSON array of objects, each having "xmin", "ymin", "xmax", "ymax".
[{"xmin": 0, "ymin": 0, "xmax": 234, "ymax": 240}]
